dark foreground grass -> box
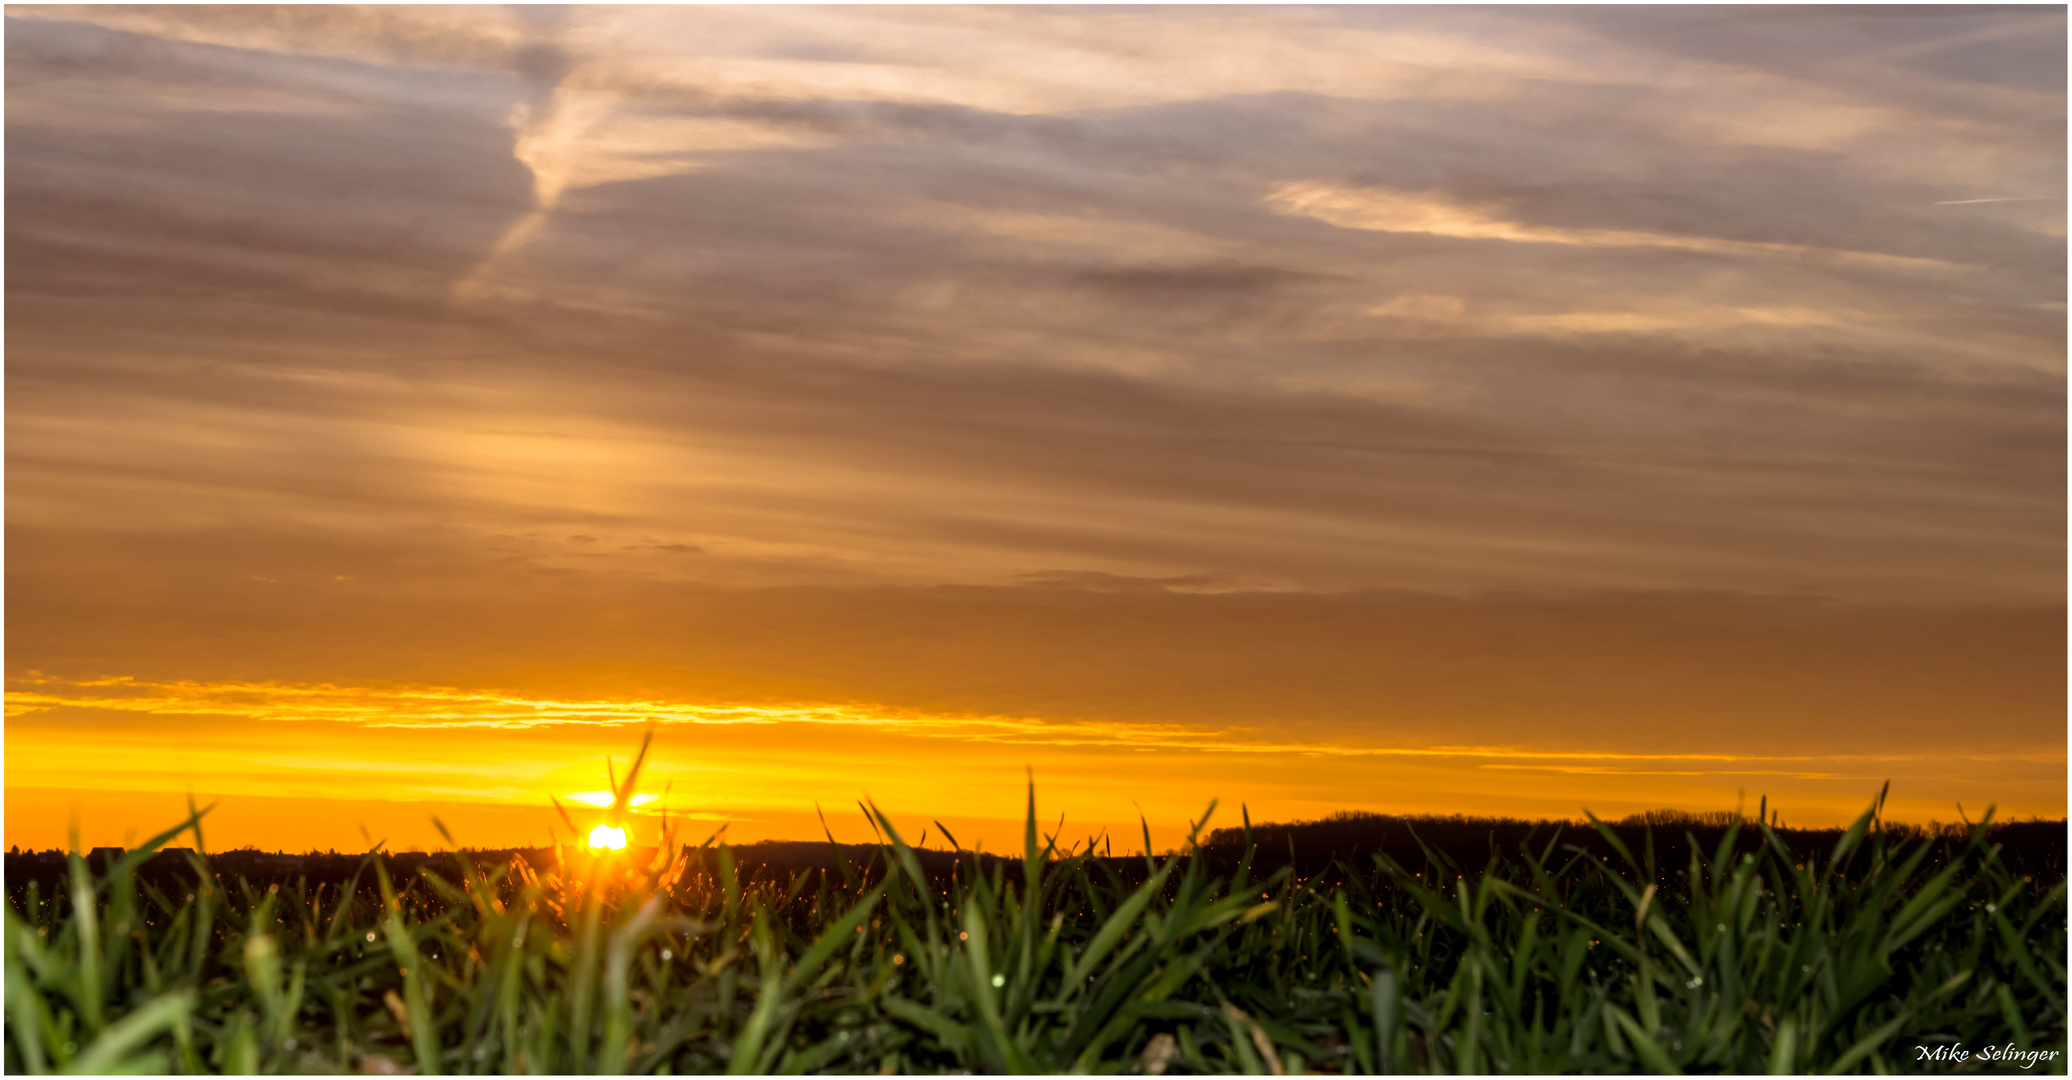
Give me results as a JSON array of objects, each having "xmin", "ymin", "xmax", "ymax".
[{"xmin": 5, "ymin": 766, "xmax": 2064, "ymax": 1073}]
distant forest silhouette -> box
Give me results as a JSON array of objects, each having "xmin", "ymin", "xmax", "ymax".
[{"xmin": 1193, "ymin": 808, "xmax": 2065, "ymax": 880}]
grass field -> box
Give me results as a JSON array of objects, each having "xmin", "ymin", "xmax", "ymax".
[{"xmin": 5, "ymin": 750, "xmax": 2064, "ymax": 1074}]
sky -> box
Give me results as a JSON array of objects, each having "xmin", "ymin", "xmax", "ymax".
[{"xmin": 6, "ymin": 5, "xmax": 2065, "ymax": 853}]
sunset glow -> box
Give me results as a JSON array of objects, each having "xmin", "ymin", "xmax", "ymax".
[
  {"xmin": 5, "ymin": 6, "xmax": 2062, "ymax": 853},
  {"xmin": 565, "ymin": 792, "xmax": 660, "ymax": 810},
  {"xmin": 586, "ymin": 824, "xmax": 628, "ymax": 851}
]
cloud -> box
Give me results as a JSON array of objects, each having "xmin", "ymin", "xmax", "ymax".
[
  {"xmin": 1266, "ymin": 181, "xmax": 1969, "ymax": 276},
  {"xmin": 3, "ymin": 8, "xmax": 2062, "ymax": 701},
  {"xmin": 8, "ymin": 5, "xmax": 530, "ymax": 76}
]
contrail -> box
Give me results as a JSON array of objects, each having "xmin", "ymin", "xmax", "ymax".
[
  {"xmin": 1933, "ymin": 196, "xmax": 2053, "ymax": 205},
  {"xmin": 452, "ymin": 10, "xmax": 583, "ymax": 304},
  {"xmin": 451, "ymin": 94, "xmax": 608, "ymax": 303}
]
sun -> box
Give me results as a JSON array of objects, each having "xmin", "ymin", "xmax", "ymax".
[{"xmin": 587, "ymin": 823, "xmax": 627, "ymax": 850}]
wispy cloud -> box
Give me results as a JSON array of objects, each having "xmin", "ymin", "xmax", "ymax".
[
  {"xmin": 1268, "ymin": 182, "xmax": 1969, "ymax": 275},
  {"xmin": 10, "ymin": 675, "xmax": 2063, "ymax": 777}
]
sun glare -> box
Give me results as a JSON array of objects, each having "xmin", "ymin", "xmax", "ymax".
[
  {"xmin": 565, "ymin": 791, "xmax": 660, "ymax": 809},
  {"xmin": 587, "ymin": 823, "xmax": 628, "ymax": 850}
]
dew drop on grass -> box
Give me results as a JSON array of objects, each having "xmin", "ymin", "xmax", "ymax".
[
  {"xmin": 991, "ymin": 974, "xmax": 1005, "ymax": 988},
  {"xmin": 661, "ymin": 949, "xmax": 673, "ymax": 961},
  {"xmin": 366, "ymin": 932, "xmax": 376, "ymax": 942}
]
